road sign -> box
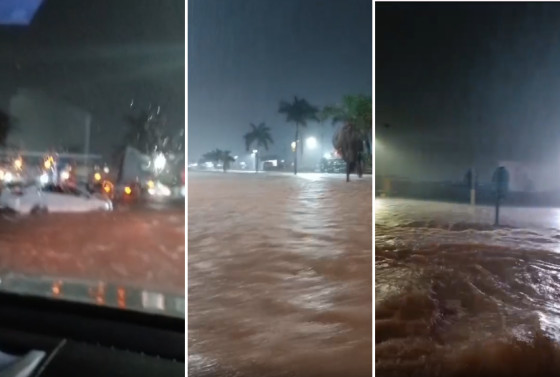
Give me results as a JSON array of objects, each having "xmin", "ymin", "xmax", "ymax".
[{"xmin": 492, "ymin": 166, "xmax": 509, "ymax": 226}]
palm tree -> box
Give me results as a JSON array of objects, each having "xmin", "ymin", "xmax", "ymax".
[
  {"xmin": 202, "ymin": 149, "xmax": 235, "ymax": 172},
  {"xmin": 243, "ymin": 122, "xmax": 273, "ymax": 173},
  {"xmin": 219, "ymin": 150, "xmax": 235, "ymax": 172},
  {"xmin": 324, "ymin": 94, "xmax": 372, "ymax": 153},
  {"xmin": 0, "ymin": 110, "xmax": 15, "ymax": 147},
  {"xmin": 123, "ymin": 105, "xmax": 166, "ymax": 155},
  {"xmin": 278, "ymin": 96, "xmax": 318, "ymax": 174}
]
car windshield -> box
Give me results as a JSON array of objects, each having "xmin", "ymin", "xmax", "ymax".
[{"xmin": 0, "ymin": 0, "xmax": 185, "ymax": 319}]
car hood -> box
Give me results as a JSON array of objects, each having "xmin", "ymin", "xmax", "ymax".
[{"xmin": 0, "ymin": 272, "xmax": 184, "ymax": 318}]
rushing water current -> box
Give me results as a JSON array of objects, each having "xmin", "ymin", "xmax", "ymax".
[
  {"xmin": 376, "ymin": 198, "xmax": 560, "ymax": 377},
  {"xmin": 188, "ymin": 172, "xmax": 372, "ymax": 377}
]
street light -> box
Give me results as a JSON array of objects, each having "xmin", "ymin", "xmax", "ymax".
[
  {"xmin": 39, "ymin": 173, "xmax": 49, "ymax": 185},
  {"xmin": 14, "ymin": 158, "xmax": 23, "ymax": 170},
  {"xmin": 154, "ymin": 153, "xmax": 166, "ymax": 171},
  {"xmin": 306, "ymin": 136, "xmax": 318, "ymax": 149}
]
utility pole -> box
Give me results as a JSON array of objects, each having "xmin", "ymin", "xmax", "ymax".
[
  {"xmin": 84, "ymin": 113, "xmax": 91, "ymax": 176},
  {"xmin": 470, "ymin": 166, "xmax": 476, "ymax": 205}
]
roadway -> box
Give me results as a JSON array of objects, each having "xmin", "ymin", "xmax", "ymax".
[{"xmin": 0, "ymin": 197, "xmax": 185, "ymax": 295}]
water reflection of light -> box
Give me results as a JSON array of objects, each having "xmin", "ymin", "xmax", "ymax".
[
  {"xmin": 297, "ymin": 173, "xmax": 323, "ymax": 181},
  {"xmin": 52, "ymin": 281, "xmax": 62, "ymax": 297},
  {"xmin": 142, "ymin": 291, "xmax": 165, "ymax": 311},
  {"xmin": 117, "ymin": 287, "xmax": 126, "ymax": 308},
  {"xmin": 536, "ymin": 311, "xmax": 560, "ymax": 343},
  {"xmin": 89, "ymin": 283, "xmax": 105, "ymax": 305}
]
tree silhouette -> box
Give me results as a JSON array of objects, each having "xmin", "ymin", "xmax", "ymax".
[
  {"xmin": 325, "ymin": 94, "xmax": 372, "ymax": 154},
  {"xmin": 123, "ymin": 105, "xmax": 167, "ymax": 155},
  {"xmin": 243, "ymin": 122, "xmax": 273, "ymax": 173},
  {"xmin": 202, "ymin": 149, "xmax": 235, "ymax": 172},
  {"xmin": 278, "ymin": 96, "xmax": 318, "ymax": 174},
  {"xmin": 0, "ymin": 110, "xmax": 15, "ymax": 147}
]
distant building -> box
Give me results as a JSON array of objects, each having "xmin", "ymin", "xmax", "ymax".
[
  {"xmin": 8, "ymin": 89, "xmax": 91, "ymax": 152},
  {"xmin": 498, "ymin": 160, "xmax": 558, "ymax": 192}
]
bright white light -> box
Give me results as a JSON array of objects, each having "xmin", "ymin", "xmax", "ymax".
[
  {"xmin": 234, "ymin": 155, "xmax": 238, "ymax": 160},
  {"xmin": 159, "ymin": 185, "xmax": 171, "ymax": 196},
  {"xmin": 103, "ymin": 166, "xmax": 110, "ymax": 174},
  {"xmin": 323, "ymin": 152, "xmax": 332, "ymax": 159},
  {"xmin": 14, "ymin": 158, "xmax": 22, "ymax": 170},
  {"xmin": 154, "ymin": 153, "xmax": 166, "ymax": 170},
  {"xmin": 306, "ymin": 137, "xmax": 318, "ymax": 149},
  {"xmin": 39, "ymin": 173, "xmax": 49, "ymax": 185},
  {"xmin": 252, "ymin": 149, "xmax": 258, "ymax": 154},
  {"xmin": 291, "ymin": 141, "xmax": 296, "ymax": 151},
  {"xmin": 60, "ymin": 171, "xmax": 70, "ymax": 181},
  {"xmin": 4, "ymin": 172, "xmax": 12, "ymax": 183},
  {"xmin": 148, "ymin": 188, "xmax": 156, "ymax": 196}
]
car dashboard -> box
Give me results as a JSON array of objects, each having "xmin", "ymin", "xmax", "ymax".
[{"xmin": 0, "ymin": 292, "xmax": 184, "ymax": 377}]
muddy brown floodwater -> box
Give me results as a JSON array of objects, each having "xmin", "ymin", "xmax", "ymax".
[
  {"xmin": 0, "ymin": 205, "xmax": 185, "ymax": 294},
  {"xmin": 188, "ymin": 172, "xmax": 372, "ymax": 377},
  {"xmin": 376, "ymin": 199, "xmax": 560, "ymax": 377}
]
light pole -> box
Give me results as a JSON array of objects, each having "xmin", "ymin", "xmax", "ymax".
[
  {"xmin": 252, "ymin": 149, "xmax": 259, "ymax": 173},
  {"xmin": 291, "ymin": 141, "xmax": 296, "ymax": 173},
  {"xmin": 84, "ymin": 113, "xmax": 91, "ymax": 177}
]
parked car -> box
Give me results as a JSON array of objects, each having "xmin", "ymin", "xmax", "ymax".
[{"xmin": 0, "ymin": 183, "xmax": 113, "ymax": 214}]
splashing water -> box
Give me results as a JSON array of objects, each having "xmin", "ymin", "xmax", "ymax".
[
  {"xmin": 376, "ymin": 198, "xmax": 560, "ymax": 376},
  {"xmin": 189, "ymin": 172, "xmax": 372, "ymax": 377}
]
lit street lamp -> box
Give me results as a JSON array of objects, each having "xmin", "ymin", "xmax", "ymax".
[
  {"xmin": 14, "ymin": 157, "xmax": 23, "ymax": 170},
  {"xmin": 306, "ymin": 136, "xmax": 318, "ymax": 149},
  {"xmin": 154, "ymin": 153, "xmax": 166, "ymax": 171}
]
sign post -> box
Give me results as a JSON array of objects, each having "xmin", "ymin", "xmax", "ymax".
[
  {"xmin": 492, "ymin": 166, "xmax": 509, "ymax": 226},
  {"xmin": 466, "ymin": 167, "xmax": 476, "ymax": 205}
]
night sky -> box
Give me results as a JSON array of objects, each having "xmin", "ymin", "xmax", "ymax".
[
  {"xmin": 0, "ymin": 0, "xmax": 185, "ymax": 157},
  {"xmin": 188, "ymin": 0, "xmax": 372, "ymax": 162},
  {"xmin": 377, "ymin": 3, "xmax": 560, "ymax": 181}
]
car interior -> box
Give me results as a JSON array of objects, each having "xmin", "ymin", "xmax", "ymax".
[{"xmin": 0, "ymin": 291, "xmax": 184, "ymax": 377}]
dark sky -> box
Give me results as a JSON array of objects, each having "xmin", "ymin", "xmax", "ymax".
[
  {"xmin": 0, "ymin": 0, "xmax": 185, "ymax": 157},
  {"xmin": 377, "ymin": 3, "xmax": 560, "ymax": 181},
  {"xmin": 188, "ymin": 0, "xmax": 372, "ymax": 161}
]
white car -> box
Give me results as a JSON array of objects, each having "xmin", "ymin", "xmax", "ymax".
[{"xmin": 0, "ymin": 183, "xmax": 113, "ymax": 214}]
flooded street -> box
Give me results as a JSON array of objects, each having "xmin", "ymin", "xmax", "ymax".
[
  {"xmin": 376, "ymin": 199, "xmax": 560, "ymax": 376},
  {"xmin": 188, "ymin": 172, "xmax": 372, "ymax": 377},
  {"xmin": 0, "ymin": 204, "xmax": 185, "ymax": 295}
]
